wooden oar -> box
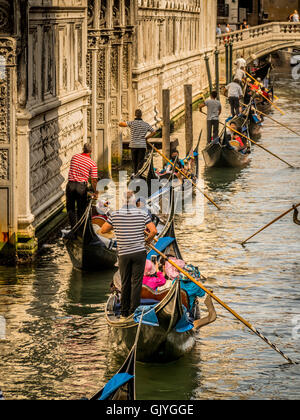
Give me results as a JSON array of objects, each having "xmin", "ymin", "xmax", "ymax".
[
  {"xmin": 241, "ymin": 102, "xmax": 300, "ymax": 137},
  {"xmin": 147, "ymin": 141, "xmax": 221, "ymax": 210},
  {"xmin": 148, "ymin": 243, "xmax": 296, "ymax": 364},
  {"xmin": 241, "ymin": 202, "xmax": 300, "ymax": 245},
  {"xmin": 245, "ymin": 71, "xmax": 284, "ymax": 115},
  {"xmin": 201, "ymin": 110, "xmax": 294, "ymax": 168}
]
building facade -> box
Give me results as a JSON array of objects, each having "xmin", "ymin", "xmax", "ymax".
[
  {"xmin": 218, "ymin": 0, "xmax": 300, "ymax": 29},
  {"xmin": 0, "ymin": 0, "xmax": 217, "ymax": 263}
]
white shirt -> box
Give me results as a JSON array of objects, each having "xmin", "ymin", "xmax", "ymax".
[
  {"xmin": 235, "ymin": 58, "xmax": 246, "ymax": 69},
  {"xmin": 235, "ymin": 68, "xmax": 245, "ymax": 81},
  {"xmin": 293, "ymin": 14, "xmax": 299, "ymax": 22},
  {"xmin": 226, "ymin": 82, "xmax": 243, "ymax": 98}
]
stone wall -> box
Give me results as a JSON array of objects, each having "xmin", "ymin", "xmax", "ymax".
[
  {"xmin": 25, "ymin": 1, "xmax": 90, "ymax": 229},
  {"xmin": 133, "ymin": 0, "xmax": 218, "ymax": 126}
]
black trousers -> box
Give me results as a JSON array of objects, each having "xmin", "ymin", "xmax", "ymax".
[
  {"xmin": 229, "ymin": 96, "xmax": 240, "ymax": 117},
  {"xmin": 66, "ymin": 181, "xmax": 88, "ymax": 228},
  {"xmin": 118, "ymin": 251, "xmax": 147, "ymax": 317},
  {"xmin": 207, "ymin": 120, "xmax": 219, "ymax": 143},
  {"xmin": 131, "ymin": 148, "xmax": 146, "ymax": 174}
]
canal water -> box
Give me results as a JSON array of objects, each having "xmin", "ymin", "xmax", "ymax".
[{"xmin": 0, "ymin": 64, "xmax": 300, "ymax": 400}]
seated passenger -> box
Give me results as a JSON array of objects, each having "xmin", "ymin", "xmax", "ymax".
[
  {"xmin": 143, "ymin": 258, "xmax": 167, "ymax": 291},
  {"xmin": 261, "ymin": 86, "xmax": 271, "ymax": 102},
  {"xmin": 157, "ymin": 150, "xmax": 184, "ymax": 177},
  {"xmin": 227, "ymin": 122, "xmax": 247, "ymax": 153},
  {"xmin": 174, "ymin": 264, "xmax": 206, "ymax": 311}
]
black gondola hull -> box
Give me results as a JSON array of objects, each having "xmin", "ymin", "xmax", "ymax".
[
  {"xmin": 65, "ymin": 235, "xmax": 117, "ymax": 271},
  {"xmin": 202, "ymin": 143, "xmax": 250, "ymax": 168},
  {"xmin": 108, "ymin": 323, "xmax": 196, "ymax": 363}
]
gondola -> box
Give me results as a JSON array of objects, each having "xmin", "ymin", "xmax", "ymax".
[
  {"xmin": 202, "ymin": 108, "xmax": 251, "ymax": 169},
  {"xmin": 105, "ymin": 188, "xmax": 204, "ymax": 363},
  {"xmin": 130, "ymin": 148, "xmax": 158, "ymax": 195},
  {"xmin": 105, "ymin": 224, "xmax": 198, "ymax": 363},
  {"xmin": 88, "ymin": 311, "xmax": 144, "ymax": 400},
  {"xmin": 63, "ymin": 180, "xmax": 177, "ymax": 271},
  {"xmin": 252, "ymin": 62, "xmax": 272, "ymax": 81}
]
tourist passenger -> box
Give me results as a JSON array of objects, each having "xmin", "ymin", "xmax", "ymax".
[
  {"xmin": 224, "ymin": 79, "xmax": 243, "ymax": 117},
  {"xmin": 216, "ymin": 24, "xmax": 222, "ymax": 35},
  {"xmin": 119, "ymin": 109, "xmax": 157, "ymax": 176},
  {"xmin": 224, "ymin": 24, "xmax": 231, "ymax": 42},
  {"xmin": 174, "ymin": 264, "xmax": 205, "ymax": 310},
  {"xmin": 293, "ymin": 205, "xmax": 300, "ymax": 225},
  {"xmin": 289, "ymin": 10, "xmax": 299, "ymax": 22},
  {"xmin": 100, "ymin": 191, "xmax": 157, "ymax": 320},
  {"xmin": 199, "ymin": 91, "xmax": 222, "ymax": 144},
  {"xmin": 143, "ymin": 258, "xmax": 167, "ymax": 291},
  {"xmin": 66, "ymin": 143, "xmax": 98, "ymax": 229},
  {"xmin": 158, "ymin": 149, "xmax": 185, "ymax": 177},
  {"xmin": 227, "ymin": 122, "xmax": 246, "ymax": 152},
  {"xmin": 261, "ymin": 86, "xmax": 271, "ymax": 102}
]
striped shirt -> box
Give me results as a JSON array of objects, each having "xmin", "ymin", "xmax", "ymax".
[
  {"xmin": 68, "ymin": 153, "xmax": 98, "ymax": 183},
  {"xmin": 107, "ymin": 206, "xmax": 152, "ymax": 256},
  {"xmin": 127, "ymin": 119, "xmax": 155, "ymax": 149}
]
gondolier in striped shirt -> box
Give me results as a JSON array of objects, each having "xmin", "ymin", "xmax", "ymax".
[
  {"xmin": 67, "ymin": 143, "xmax": 99, "ymax": 228},
  {"xmin": 119, "ymin": 109, "xmax": 157, "ymax": 176},
  {"xmin": 101, "ymin": 191, "xmax": 157, "ymax": 320}
]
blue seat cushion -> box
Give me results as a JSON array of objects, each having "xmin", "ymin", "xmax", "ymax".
[{"xmin": 147, "ymin": 237, "xmax": 175, "ymax": 260}]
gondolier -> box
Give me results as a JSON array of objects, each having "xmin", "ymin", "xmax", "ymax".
[
  {"xmin": 224, "ymin": 79, "xmax": 243, "ymax": 117},
  {"xmin": 119, "ymin": 109, "xmax": 157, "ymax": 176},
  {"xmin": 66, "ymin": 143, "xmax": 98, "ymax": 228},
  {"xmin": 199, "ymin": 91, "xmax": 222, "ymax": 144},
  {"xmin": 101, "ymin": 191, "xmax": 157, "ymax": 320}
]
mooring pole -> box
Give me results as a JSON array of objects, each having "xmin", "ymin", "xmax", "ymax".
[
  {"xmin": 225, "ymin": 42, "xmax": 229, "ymax": 84},
  {"xmin": 204, "ymin": 54, "xmax": 213, "ymax": 95},
  {"xmin": 162, "ymin": 89, "xmax": 171, "ymax": 163},
  {"xmin": 214, "ymin": 49, "xmax": 220, "ymax": 98},
  {"xmin": 184, "ymin": 84, "xmax": 193, "ymax": 156},
  {"xmin": 229, "ymin": 41, "xmax": 233, "ymax": 82}
]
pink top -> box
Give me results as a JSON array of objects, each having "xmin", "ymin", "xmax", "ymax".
[{"xmin": 143, "ymin": 272, "xmax": 166, "ymax": 290}]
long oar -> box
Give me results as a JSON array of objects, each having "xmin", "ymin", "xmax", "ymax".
[
  {"xmin": 202, "ymin": 110, "xmax": 294, "ymax": 168},
  {"xmin": 241, "ymin": 202, "xmax": 300, "ymax": 245},
  {"xmin": 147, "ymin": 141, "xmax": 221, "ymax": 210},
  {"xmin": 245, "ymin": 71, "xmax": 284, "ymax": 115},
  {"xmin": 149, "ymin": 243, "xmax": 296, "ymax": 364},
  {"xmin": 241, "ymin": 102, "xmax": 300, "ymax": 137}
]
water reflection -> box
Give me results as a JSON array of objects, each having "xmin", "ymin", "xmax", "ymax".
[{"xmin": 203, "ymin": 167, "xmax": 245, "ymax": 191}]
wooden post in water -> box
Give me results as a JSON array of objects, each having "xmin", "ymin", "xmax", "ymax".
[
  {"xmin": 229, "ymin": 41, "xmax": 233, "ymax": 82},
  {"xmin": 184, "ymin": 84, "xmax": 193, "ymax": 156},
  {"xmin": 225, "ymin": 42, "xmax": 229, "ymax": 84},
  {"xmin": 214, "ymin": 49, "xmax": 220, "ymax": 99},
  {"xmin": 204, "ymin": 54, "xmax": 213, "ymax": 95},
  {"xmin": 162, "ymin": 89, "xmax": 171, "ymax": 163}
]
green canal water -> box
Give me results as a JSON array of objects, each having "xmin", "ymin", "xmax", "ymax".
[{"xmin": 0, "ymin": 65, "xmax": 300, "ymax": 400}]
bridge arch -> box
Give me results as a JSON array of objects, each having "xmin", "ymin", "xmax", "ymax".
[{"xmin": 217, "ymin": 22, "xmax": 300, "ymax": 81}]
